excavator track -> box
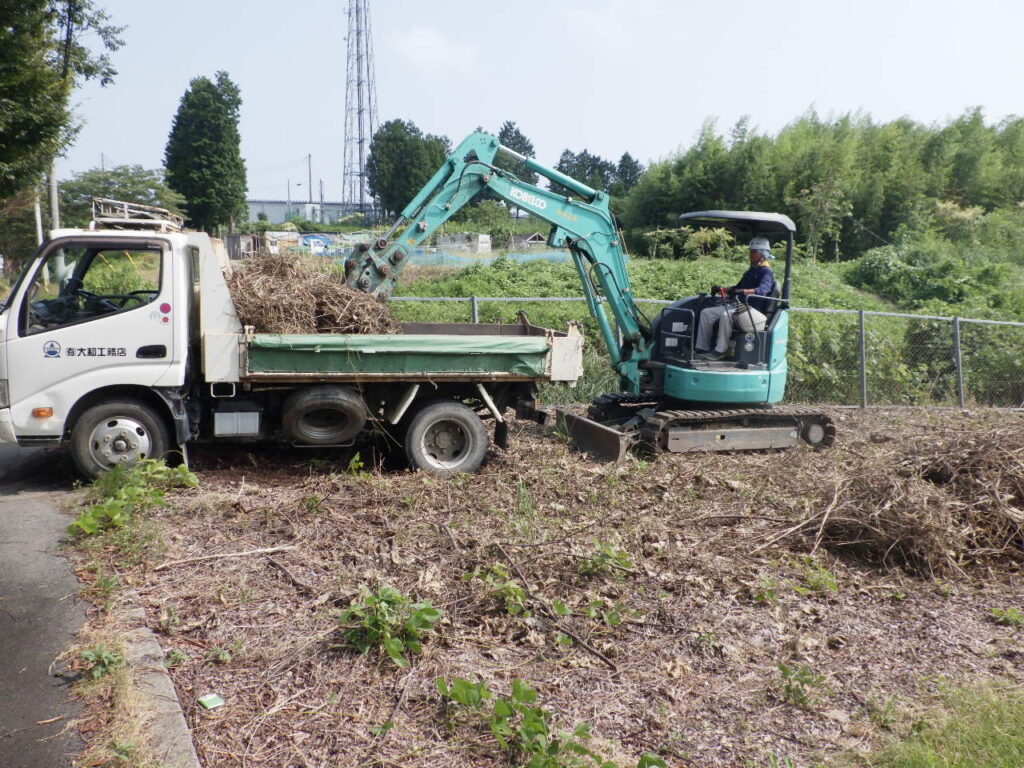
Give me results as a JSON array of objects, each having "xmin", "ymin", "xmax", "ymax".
[
  {"xmin": 561, "ymin": 398, "xmax": 836, "ymax": 462},
  {"xmin": 639, "ymin": 405, "xmax": 836, "ymax": 453}
]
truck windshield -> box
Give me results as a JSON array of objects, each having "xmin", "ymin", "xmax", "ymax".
[{"xmin": 22, "ymin": 245, "xmax": 162, "ymax": 335}]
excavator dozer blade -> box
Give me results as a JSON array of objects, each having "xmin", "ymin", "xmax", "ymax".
[{"xmin": 554, "ymin": 409, "xmax": 635, "ymax": 463}]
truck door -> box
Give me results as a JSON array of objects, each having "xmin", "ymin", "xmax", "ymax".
[{"xmin": 4, "ymin": 237, "xmax": 176, "ymax": 439}]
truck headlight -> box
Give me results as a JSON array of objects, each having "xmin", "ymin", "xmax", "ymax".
[{"xmin": 0, "ymin": 380, "xmax": 8, "ymax": 409}]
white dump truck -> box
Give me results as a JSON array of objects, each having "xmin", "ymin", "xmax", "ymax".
[{"xmin": 0, "ymin": 201, "xmax": 582, "ymax": 477}]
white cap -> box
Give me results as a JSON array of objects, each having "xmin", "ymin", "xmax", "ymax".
[{"xmin": 749, "ymin": 236, "xmax": 773, "ymax": 258}]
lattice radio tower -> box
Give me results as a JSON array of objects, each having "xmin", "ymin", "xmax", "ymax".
[{"xmin": 342, "ymin": 0, "xmax": 378, "ymax": 213}]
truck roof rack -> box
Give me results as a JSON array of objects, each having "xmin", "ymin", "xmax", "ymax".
[{"xmin": 89, "ymin": 197, "xmax": 185, "ymax": 233}]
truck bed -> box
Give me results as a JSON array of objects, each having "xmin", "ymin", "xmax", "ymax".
[{"xmin": 240, "ymin": 321, "xmax": 582, "ymax": 383}]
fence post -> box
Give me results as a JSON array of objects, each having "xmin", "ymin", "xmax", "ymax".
[
  {"xmin": 470, "ymin": 296, "xmax": 479, "ymax": 324},
  {"xmin": 858, "ymin": 309, "xmax": 868, "ymax": 408},
  {"xmin": 952, "ymin": 316, "xmax": 965, "ymax": 407}
]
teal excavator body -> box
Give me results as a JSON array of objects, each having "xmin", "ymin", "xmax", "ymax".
[{"xmin": 344, "ymin": 131, "xmax": 834, "ymax": 459}]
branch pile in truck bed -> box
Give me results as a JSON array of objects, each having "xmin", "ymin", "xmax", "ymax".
[{"xmin": 227, "ymin": 251, "xmax": 399, "ymax": 335}]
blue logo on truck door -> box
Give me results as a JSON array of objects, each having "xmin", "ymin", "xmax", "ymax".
[{"xmin": 43, "ymin": 341, "xmax": 61, "ymax": 358}]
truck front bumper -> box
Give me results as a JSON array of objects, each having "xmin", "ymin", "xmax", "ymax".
[{"xmin": 0, "ymin": 409, "xmax": 17, "ymax": 444}]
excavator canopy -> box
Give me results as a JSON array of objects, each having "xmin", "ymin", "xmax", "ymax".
[{"xmin": 677, "ymin": 210, "xmax": 796, "ymax": 238}]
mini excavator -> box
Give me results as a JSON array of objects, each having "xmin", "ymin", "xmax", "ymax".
[{"xmin": 344, "ymin": 131, "xmax": 835, "ymax": 460}]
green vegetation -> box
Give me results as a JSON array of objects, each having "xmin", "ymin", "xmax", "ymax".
[
  {"xmin": 59, "ymin": 165, "xmax": 184, "ymax": 227},
  {"xmin": 777, "ymin": 663, "xmax": 825, "ymax": 709},
  {"xmin": 164, "ymin": 71, "xmax": 247, "ymax": 232},
  {"xmin": 990, "ymin": 607, "xmax": 1024, "ymax": 627},
  {"xmin": 69, "ymin": 460, "xmax": 198, "ymax": 536},
  {"xmin": 366, "ymin": 119, "xmax": 449, "ymax": 219},
  {"xmin": 862, "ymin": 684, "xmax": 1024, "ymax": 768},
  {"xmin": 621, "ymin": 109, "xmax": 1024, "ymax": 259},
  {"xmin": 578, "ymin": 541, "xmax": 634, "ymax": 579},
  {"xmin": 335, "ymin": 586, "xmax": 442, "ymax": 667},
  {"xmin": 0, "ymin": 0, "xmax": 123, "ymax": 200},
  {"xmin": 437, "ymin": 676, "xmax": 666, "ymax": 768},
  {"xmin": 80, "ymin": 644, "xmax": 125, "ymax": 680},
  {"xmin": 469, "ymin": 563, "xmax": 531, "ymax": 617}
]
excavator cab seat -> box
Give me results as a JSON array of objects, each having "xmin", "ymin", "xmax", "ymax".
[{"xmin": 730, "ymin": 280, "xmax": 782, "ymax": 365}]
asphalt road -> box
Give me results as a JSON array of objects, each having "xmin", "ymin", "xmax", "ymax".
[{"xmin": 0, "ymin": 445, "xmax": 85, "ymax": 768}]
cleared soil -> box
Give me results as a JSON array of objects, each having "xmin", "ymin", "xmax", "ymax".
[{"xmin": 110, "ymin": 408, "xmax": 1024, "ymax": 767}]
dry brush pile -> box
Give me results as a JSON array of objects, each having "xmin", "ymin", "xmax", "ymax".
[
  {"xmin": 768, "ymin": 418, "xmax": 1024, "ymax": 576},
  {"xmin": 227, "ymin": 251, "xmax": 399, "ymax": 335}
]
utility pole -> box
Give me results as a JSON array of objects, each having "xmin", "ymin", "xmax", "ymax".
[
  {"xmin": 33, "ymin": 190, "xmax": 44, "ymax": 245},
  {"xmin": 47, "ymin": 167, "xmax": 60, "ymax": 230},
  {"xmin": 307, "ymin": 153, "xmax": 313, "ymax": 204}
]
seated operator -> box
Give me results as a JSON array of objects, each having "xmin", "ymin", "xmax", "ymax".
[{"xmin": 694, "ymin": 236, "xmax": 775, "ymax": 361}]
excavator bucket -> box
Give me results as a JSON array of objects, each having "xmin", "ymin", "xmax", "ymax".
[{"xmin": 554, "ymin": 409, "xmax": 636, "ymax": 463}]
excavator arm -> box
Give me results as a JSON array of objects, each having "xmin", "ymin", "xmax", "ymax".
[{"xmin": 343, "ymin": 131, "xmax": 648, "ymax": 380}]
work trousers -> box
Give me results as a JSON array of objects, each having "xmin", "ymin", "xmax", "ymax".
[{"xmin": 697, "ymin": 304, "xmax": 767, "ymax": 353}]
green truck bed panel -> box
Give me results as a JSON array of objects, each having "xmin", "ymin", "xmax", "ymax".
[{"xmin": 246, "ymin": 333, "xmax": 551, "ymax": 378}]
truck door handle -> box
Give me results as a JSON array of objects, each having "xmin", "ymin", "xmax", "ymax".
[{"xmin": 136, "ymin": 344, "xmax": 167, "ymax": 359}]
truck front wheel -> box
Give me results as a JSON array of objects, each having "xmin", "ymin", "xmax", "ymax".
[
  {"xmin": 70, "ymin": 400, "xmax": 172, "ymax": 479},
  {"xmin": 404, "ymin": 400, "xmax": 488, "ymax": 476}
]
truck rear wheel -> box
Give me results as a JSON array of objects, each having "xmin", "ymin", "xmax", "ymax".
[
  {"xmin": 70, "ymin": 400, "xmax": 172, "ymax": 479},
  {"xmin": 282, "ymin": 385, "xmax": 368, "ymax": 445},
  {"xmin": 404, "ymin": 400, "xmax": 488, "ymax": 476}
]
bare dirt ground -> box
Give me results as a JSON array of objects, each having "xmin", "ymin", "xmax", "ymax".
[{"xmin": 102, "ymin": 408, "xmax": 1024, "ymax": 767}]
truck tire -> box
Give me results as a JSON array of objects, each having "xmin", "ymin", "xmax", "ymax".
[
  {"xmin": 70, "ymin": 400, "xmax": 172, "ymax": 479},
  {"xmin": 282, "ymin": 385, "xmax": 367, "ymax": 445},
  {"xmin": 404, "ymin": 400, "xmax": 488, "ymax": 476}
]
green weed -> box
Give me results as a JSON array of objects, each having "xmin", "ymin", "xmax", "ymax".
[
  {"xmin": 990, "ymin": 607, "xmax": 1024, "ymax": 627},
  {"xmin": 579, "ymin": 541, "xmax": 634, "ymax": 579},
  {"xmin": 777, "ymin": 663, "xmax": 825, "ymax": 709},
  {"xmin": 80, "ymin": 645, "xmax": 124, "ymax": 680},
  {"xmin": 206, "ymin": 646, "xmax": 233, "ymax": 665},
  {"xmin": 868, "ymin": 696, "xmax": 899, "ymax": 730},
  {"xmin": 69, "ymin": 460, "xmax": 198, "ymax": 536},
  {"xmin": 753, "ymin": 577, "xmax": 781, "ymax": 605},
  {"xmin": 300, "ymin": 495, "xmax": 325, "ymax": 514},
  {"xmin": 515, "ymin": 480, "xmax": 535, "ymax": 516},
  {"xmin": 163, "ymin": 649, "xmax": 187, "ymax": 668},
  {"xmin": 794, "ymin": 558, "xmax": 838, "ymax": 595},
  {"xmin": 336, "ymin": 586, "xmax": 442, "ymax": 667},
  {"xmin": 436, "ymin": 676, "xmax": 666, "ymax": 768},
  {"xmin": 469, "ymin": 563, "xmax": 530, "ymax": 617}
]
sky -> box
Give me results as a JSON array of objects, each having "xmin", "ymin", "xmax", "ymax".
[{"xmin": 58, "ymin": 0, "xmax": 1024, "ymax": 202}]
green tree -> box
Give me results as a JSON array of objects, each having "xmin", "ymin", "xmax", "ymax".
[
  {"xmin": 552, "ymin": 149, "xmax": 616, "ymax": 195},
  {"xmin": 0, "ymin": 192, "xmax": 44, "ymax": 278},
  {"xmin": 494, "ymin": 121, "xmax": 538, "ymax": 185},
  {"xmin": 164, "ymin": 72, "xmax": 247, "ymax": 233},
  {"xmin": 366, "ymin": 119, "xmax": 448, "ymax": 218},
  {"xmin": 59, "ymin": 165, "xmax": 184, "ymax": 227},
  {"xmin": 0, "ymin": 0, "xmax": 123, "ymax": 201},
  {"xmin": 610, "ymin": 152, "xmax": 645, "ymax": 196},
  {"xmin": 790, "ymin": 177, "xmax": 852, "ymax": 261},
  {"xmin": 0, "ymin": 1, "xmax": 71, "ymax": 199}
]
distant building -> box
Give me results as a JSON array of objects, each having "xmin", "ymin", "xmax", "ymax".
[
  {"xmin": 246, "ymin": 199, "xmax": 370, "ymax": 224},
  {"xmin": 438, "ymin": 232, "xmax": 492, "ymax": 254},
  {"xmin": 511, "ymin": 232, "xmax": 546, "ymax": 249}
]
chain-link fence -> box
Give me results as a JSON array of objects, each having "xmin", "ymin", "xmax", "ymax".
[{"xmin": 388, "ymin": 296, "xmax": 1024, "ymax": 408}]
